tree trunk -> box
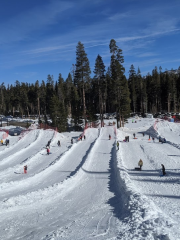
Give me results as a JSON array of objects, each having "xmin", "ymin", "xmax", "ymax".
[
  {"xmin": 37, "ymin": 97, "xmax": 40, "ymax": 119},
  {"xmin": 168, "ymin": 93, "xmax": 171, "ymax": 112},
  {"xmin": 82, "ymin": 85, "xmax": 86, "ymax": 122}
]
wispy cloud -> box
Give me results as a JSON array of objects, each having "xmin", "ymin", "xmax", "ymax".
[
  {"xmin": 108, "ymin": 12, "xmax": 130, "ymax": 21},
  {"xmin": 0, "ymin": 0, "xmax": 74, "ymax": 45},
  {"xmin": 138, "ymin": 52, "xmax": 158, "ymax": 58}
]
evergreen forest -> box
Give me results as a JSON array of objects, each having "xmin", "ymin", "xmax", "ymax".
[{"xmin": 0, "ymin": 39, "xmax": 180, "ymax": 132}]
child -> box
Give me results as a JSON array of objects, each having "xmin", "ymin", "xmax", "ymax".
[
  {"xmin": 47, "ymin": 147, "xmax": 50, "ymax": 155},
  {"xmin": 138, "ymin": 159, "xmax": 143, "ymax": 170},
  {"xmin": 117, "ymin": 141, "xmax": 119, "ymax": 150},
  {"xmin": 24, "ymin": 165, "xmax": 27, "ymax": 174}
]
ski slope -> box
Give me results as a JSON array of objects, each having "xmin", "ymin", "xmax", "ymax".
[{"xmin": 0, "ymin": 118, "xmax": 180, "ymax": 240}]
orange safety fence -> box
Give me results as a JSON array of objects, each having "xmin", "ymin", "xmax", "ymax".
[{"xmin": 0, "ymin": 129, "xmax": 9, "ymax": 139}]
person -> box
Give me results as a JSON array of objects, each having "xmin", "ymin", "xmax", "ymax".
[
  {"xmin": 46, "ymin": 140, "xmax": 51, "ymax": 148},
  {"xmin": 24, "ymin": 165, "xmax": 27, "ymax": 174},
  {"xmin": 84, "ymin": 135, "xmax": 86, "ymax": 140},
  {"xmin": 149, "ymin": 135, "xmax": 151, "ymax": 140},
  {"xmin": 152, "ymin": 137, "xmax": 155, "ymax": 142},
  {"xmin": 1, "ymin": 139, "xmax": 3, "ymax": 145},
  {"xmin": 109, "ymin": 134, "xmax": 111, "ymax": 140},
  {"xmin": 117, "ymin": 141, "xmax": 119, "ymax": 150},
  {"xmin": 47, "ymin": 147, "xmax": 50, "ymax": 155},
  {"xmin": 161, "ymin": 164, "xmax": 166, "ymax": 175},
  {"xmin": 6, "ymin": 139, "xmax": 9, "ymax": 146},
  {"xmin": 71, "ymin": 138, "xmax": 73, "ymax": 144},
  {"xmin": 138, "ymin": 159, "xmax": 143, "ymax": 170},
  {"xmin": 142, "ymin": 133, "xmax": 144, "ymax": 137},
  {"xmin": 57, "ymin": 140, "xmax": 61, "ymax": 147},
  {"xmin": 133, "ymin": 133, "xmax": 135, "ymax": 138},
  {"xmin": 80, "ymin": 135, "xmax": 82, "ymax": 141}
]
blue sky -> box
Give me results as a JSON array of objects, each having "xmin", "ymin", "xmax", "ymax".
[{"xmin": 1, "ymin": 0, "xmax": 180, "ymax": 85}]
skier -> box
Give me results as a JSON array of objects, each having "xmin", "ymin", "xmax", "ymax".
[
  {"xmin": 152, "ymin": 137, "xmax": 155, "ymax": 142},
  {"xmin": 142, "ymin": 132, "xmax": 144, "ymax": 137},
  {"xmin": 109, "ymin": 134, "xmax": 111, "ymax": 140},
  {"xmin": 47, "ymin": 147, "xmax": 50, "ymax": 155},
  {"xmin": 46, "ymin": 140, "xmax": 51, "ymax": 148},
  {"xmin": 24, "ymin": 165, "xmax": 27, "ymax": 174},
  {"xmin": 80, "ymin": 135, "xmax": 82, "ymax": 141},
  {"xmin": 117, "ymin": 141, "xmax": 119, "ymax": 150},
  {"xmin": 138, "ymin": 159, "xmax": 143, "ymax": 170},
  {"xmin": 149, "ymin": 135, "xmax": 151, "ymax": 140},
  {"xmin": 133, "ymin": 133, "xmax": 135, "ymax": 138},
  {"xmin": 1, "ymin": 139, "xmax": 3, "ymax": 145},
  {"xmin": 6, "ymin": 139, "xmax": 9, "ymax": 146},
  {"xmin": 161, "ymin": 164, "xmax": 166, "ymax": 175},
  {"xmin": 71, "ymin": 138, "xmax": 73, "ymax": 144},
  {"xmin": 84, "ymin": 135, "xmax": 86, "ymax": 140},
  {"xmin": 57, "ymin": 140, "xmax": 61, "ymax": 147}
]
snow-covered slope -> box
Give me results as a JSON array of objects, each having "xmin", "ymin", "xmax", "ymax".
[{"xmin": 0, "ymin": 119, "xmax": 180, "ymax": 240}]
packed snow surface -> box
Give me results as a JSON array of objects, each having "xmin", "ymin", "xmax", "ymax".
[{"xmin": 0, "ymin": 118, "xmax": 180, "ymax": 240}]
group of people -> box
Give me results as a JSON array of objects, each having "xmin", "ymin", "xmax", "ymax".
[
  {"xmin": 137, "ymin": 159, "xmax": 166, "ymax": 175},
  {"xmin": 0, "ymin": 139, "xmax": 9, "ymax": 146},
  {"xmin": 79, "ymin": 135, "xmax": 86, "ymax": 141}
]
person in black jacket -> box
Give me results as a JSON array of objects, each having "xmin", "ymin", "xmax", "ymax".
[{"xmin": 161, "ymin": 164, "xmax": 166, "ymax": 175}]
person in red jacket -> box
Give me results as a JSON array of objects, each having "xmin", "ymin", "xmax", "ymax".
[
  {"xmin": 24, "ymin": 165, "xmax": 27, "ymax": 174},
  {"xmin": 47, "ymin": 147, "xmax": 50, "ymax": 155}
]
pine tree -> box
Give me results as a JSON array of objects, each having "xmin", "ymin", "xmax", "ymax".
[
  {"xmin": 46, "ymin": 75, "xmax": 55, "ymax": 117},
  {"xmin": 74, "ymin": 41, "xmax": 91, "ymax": 123},
  {"xmin": 0, "ymin": 83, "xmax": 6, "ymax": 114},
  {"xmin": 93, "ymin": 54, "xmax": 106, "ymax": 127},
  {"xmin": 109, "ymin": 39, "xmax": 130, "ymax": 127},
  {"xmin": 49, "ymin": 94, "xmax": 67, "ymax": 132},
  {"xmin": 128, "ymin": 64, "xmax": 137, "ymax": 113},
  {"xmin": 64, "ymin": 73, "xmax": 73, "ymax": 117}
]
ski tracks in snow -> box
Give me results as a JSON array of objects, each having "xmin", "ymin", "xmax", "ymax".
[{"xmin": 116, "ymin": 128, "xmax": 180, "ymax": 239}]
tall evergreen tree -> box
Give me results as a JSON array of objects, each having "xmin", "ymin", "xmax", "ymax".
[
  {"xmin": 46, "ymin": 75, "xmax": 55, "ymax": 116},
  {"xmin": 93, "ymin": 54, "xmax": 106, "ymax": 127},
  {"xmin": 109, "ymin": 39, "xmax": 130, "ymax": 127},
  {"xmin": 128, "ymin": 64, "xmax": 137, "ymax": 112},
  {"xmin": 74, "ymin": 41, "xmax": 91, "ymax": 123}
]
